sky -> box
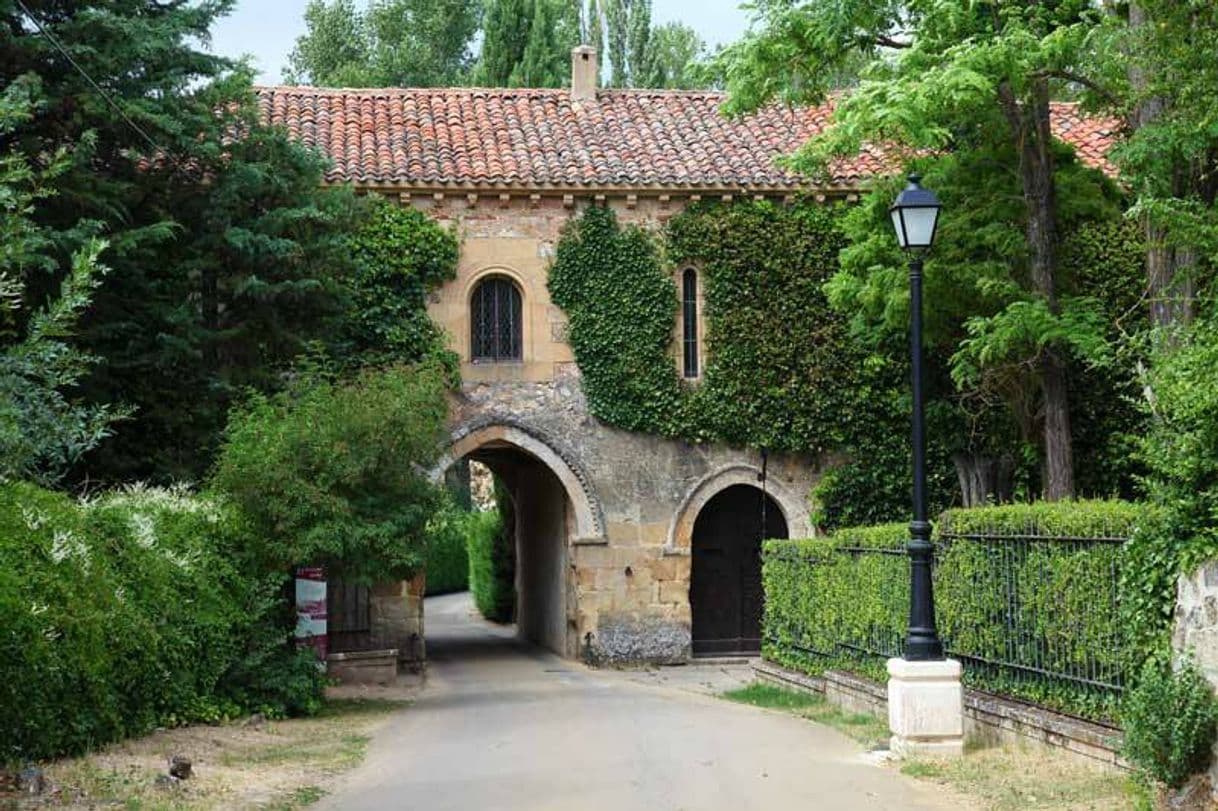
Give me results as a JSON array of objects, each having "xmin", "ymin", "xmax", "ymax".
[{"xmin": 208, "ymin": 0, "xmax": 753, "ymax": 85}]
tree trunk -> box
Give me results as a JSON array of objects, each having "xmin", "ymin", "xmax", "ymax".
[
  {"xmin": 998, "ymin": 79, "xmax": 1076, "ymax": 500},
  {"xmin": 1129, "ymin": 2, "xmax": 1196, "ymax": 332},
  {"xmin": 952, "ymin": 453, "xmax": 1015, "ymax": 507}
]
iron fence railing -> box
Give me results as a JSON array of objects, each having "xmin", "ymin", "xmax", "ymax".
[{"xmin": 763, "ymin": 528, "xmax": 1128, "ymax": 716}]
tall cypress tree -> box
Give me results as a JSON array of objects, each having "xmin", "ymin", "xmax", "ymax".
[{"xmin": 476, "ymin": 0, "xmax": 533, "ymax": 86}]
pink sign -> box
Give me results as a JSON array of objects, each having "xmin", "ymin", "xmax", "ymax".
[{"xmin": 294, "ymin": 566, "xmax": 327, "ymax": 661}]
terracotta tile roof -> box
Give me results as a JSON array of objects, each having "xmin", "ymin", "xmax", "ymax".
[{"xmin": 256, "ymin": 86, "xmax": 1120, "ymax": 190}]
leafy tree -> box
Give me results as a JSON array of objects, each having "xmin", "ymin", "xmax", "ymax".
[
  {"xmin": 512, "ymin": 0, "xmax": 581, "ymax": 87},
  {"xmin": 581, "ymin": 0, "xmax": 708, "ymax": 88},
  {"xmin": 475, "ymin": 0, "xmax": 579, "ymax": 88},
  {"xmin": 0, "ymin": 1, "xmax": 372, "ymax": 484},
  {"xmin": 1098, "ymin": 2, "xmax": 1218, "ymax": 330},
  {"xmin": 76, "ymin": 107, "xmax": 361, "ymax": 483},
  {"xmin": 722, "ymin": 0, "xmax": 1119, "ymax": 500},
  {"xmin": 644, "ymin": 23, "xmax": 706, "ymax": 89},
  {"xmin": 338, "ymin": 195, "xmax": 459, "ymax": 369},
  {"xmin": 0, "ymin": 79, "xmax": 123, "ymax": 485},
  {"xmin": 210, "ymin": 362, "xmax": 450, "ymax": 582},
  {"xmin": 283, "ymin": 0, "xmax": 373, "ymax": 86},
  {"xmin": 475, "ymin": 0, "xmax": 533, "ymax": 86},
  {"xmin": 285, "ymin": 0, "xmax": 481, "ymax": 87}
]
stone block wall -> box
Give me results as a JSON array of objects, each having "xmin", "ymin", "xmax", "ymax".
[
  {"xmin": 390, "ymin": 186, "xmax": 830, "ymax": 663},
  {"xmin": 1174, "ymin": 561, "xmax": 1218, "ymax": 797}
]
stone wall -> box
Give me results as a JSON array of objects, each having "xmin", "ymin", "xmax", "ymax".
[
  {"xmin": 368, "ymin": 574, "xmax": 425, "ymax": 670},
  {"xmin": 754, "ymin": 661, "xmax": 1126, "ymax": 768},
  {"xmin": 1174, "ymin": 561, "xmax": 1218, "ymax": 796},
  {"xmin": 386, "ymin": 187, "xmax": 830, "ymax": 663}
]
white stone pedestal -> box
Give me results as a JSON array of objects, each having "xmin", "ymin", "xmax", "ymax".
[{"xmin": 887, "ymin": 657, "xmax": 965, "ymax": 757}]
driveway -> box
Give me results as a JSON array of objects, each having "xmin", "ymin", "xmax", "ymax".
[{"xmin": 318, "ymin": 592, "xmax": 956, "ymax": 811}]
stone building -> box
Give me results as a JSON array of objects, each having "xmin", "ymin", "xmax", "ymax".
[{"xmin": 258, "ymin": 47, "xmax": 1117, "ymax": 667}]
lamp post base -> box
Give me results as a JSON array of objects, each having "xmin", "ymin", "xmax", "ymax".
[{"xmin": 886, "ymin": 657, "xmax": 965, "ymax": 758}]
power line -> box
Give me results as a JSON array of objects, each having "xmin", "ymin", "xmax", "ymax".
[{"xmin": 14, "ymin": 0, "xmax": 182, "ymax": 170}]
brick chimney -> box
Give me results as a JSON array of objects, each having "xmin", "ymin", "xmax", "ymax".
[{"xmin": 571, "ymin": 45, "xmax": 597, "ymax": 101}]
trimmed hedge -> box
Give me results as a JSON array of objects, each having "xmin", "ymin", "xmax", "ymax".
[
  {"xmin": 0, "ymin": 482, "xmax": 324, "ymax": 763},
  {"xmin": 467, "ymin": 508, "xmax": 513, "ymax": 623},
  {"xmin": 424, "ymin": 501, "xmax": 472, "ymax": 595},
  {"xmin": 763, "ymin": 501, "xmax": 1157, "ymax": 723}
]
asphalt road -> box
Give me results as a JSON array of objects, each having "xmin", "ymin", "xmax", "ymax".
[{"xmin": 317, "ymin": 592, "xmax": 957, "ymax": 811}]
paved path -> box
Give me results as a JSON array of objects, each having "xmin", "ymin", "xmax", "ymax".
[{"xmin": 318, "ymin": 593, "xmax": 957, "ymax": 811}]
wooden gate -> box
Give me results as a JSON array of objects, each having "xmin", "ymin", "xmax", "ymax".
[
  {"xmin": 327, "ymin": 579, "xmax": 373, "ymax": 653},
  {"xmin": 690, "ymin": 484, "xmax": 788, "ymax": 656}
]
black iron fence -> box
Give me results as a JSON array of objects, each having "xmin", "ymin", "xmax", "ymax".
[{"xmin": 762, "ymin": 514, "xmax": 1134, "ymax": 723}]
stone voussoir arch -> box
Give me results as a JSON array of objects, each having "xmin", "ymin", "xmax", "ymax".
[
  {"xmin": 665, "ymin": 463, "xmax": 812, "ymax": 555},
  {"xmin": 429, "ymin": 416, "xmax": 607, "ymax": 543}
]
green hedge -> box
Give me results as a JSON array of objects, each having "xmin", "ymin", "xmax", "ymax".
[
  {"xmin": 467, "ymin": 508, "xmax": 513, "ymax": 623},
  {"xmin": 0, "ymin": 481, "xmax": 324, "ymax": 763},
  {"xmin": 763, "ymin": 501, "xmax": 1157, "ymax": 723},
  {"xmin": 424, "ymin": 500, "xmax": 472, "ymax": 595}
]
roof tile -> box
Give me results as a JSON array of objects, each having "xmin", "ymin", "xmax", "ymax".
[{"xmin": 256, "ymin": 86, "xmax": 1120, "ymax": 189}]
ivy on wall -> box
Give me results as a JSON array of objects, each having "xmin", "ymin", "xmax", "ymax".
[
  {"xmin": 547, "ymin": 200, "xmax": 1146, "ymax": 526},
  {"xmin": 548, "ymin": 205, "xmax": 686, "ymax": 434},
  {"xmin": 547, "ymin": 200, "xmax": 957, "ymax": 524}
]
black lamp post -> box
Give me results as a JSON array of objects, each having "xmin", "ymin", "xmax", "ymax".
[{"xmin": 890, "ymin": 174, "xmax": 945, "ymax": 662}]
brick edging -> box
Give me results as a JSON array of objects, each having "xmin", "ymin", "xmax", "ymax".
[{"xmin": 753, "ymin": 659, "xmax": 1126, "ymax": 768}]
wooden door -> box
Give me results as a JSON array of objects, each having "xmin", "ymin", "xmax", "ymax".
[{"xmin": 690, "ymin": 485, "xmax": 788, "ymax": 656}]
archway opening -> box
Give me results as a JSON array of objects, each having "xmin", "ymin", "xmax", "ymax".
[
  {"xmin": 690, "ymin": 484, "xmax": 788, "ymax": 656},
  {"xmin": 425, "ymin": 426, "xmax": 599, "ymax": 660}
]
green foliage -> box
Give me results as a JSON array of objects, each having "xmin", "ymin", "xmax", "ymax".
[
  {"xmin": 0, "ymin": 2, "xmax": 386, "ymax": 485},
  {"xmin": 475, "ymin": 0, "xmax": 534, "ymax": 86},
  {"xmin": 1122, "ymin": 659, "xmax": 1218, "ymax": 789},
  {"xmin": 0, "ymin": 81, "xmax": 125, "ymax": 485},
  {"xmin": 763, "ymin": 501, "xmax": 1153, "ymax": 722},
  {"xmin": 467, "ymin": 484, "xmax": 514, "ymax": 622},
  {"xmin": 1124, "ymin": 314, "xmax": 1218, "ymax": 670},
  {"xmin": 548, "ymin": 205, "xmax": 685, "ymax": 434},
  {"xmin": 0, "ymin": 481, "xmax": 324, "ymax": 763},
  {"xmin": 512, "ymin": 0, "xmax": 582, "ymax": 88},
  {"xmin": 286, "ymin": 0, "xmax": 481, "ymax": 87},
  {"xmin": 424, "ymin": 496, "xmax": 473, "ymax": 595},
  {"xmin": 829, "ymin": 146, "xmax": 1144, "ymax": 499},
  {"xmin": 210, "ymin": 363, "xmax": 449, "ymax": 582},
  {"xmin": 339, "ymin": 195, "xmax": 459, "ymax": 370},
  {"xmin": 642, "ymin": 22, "xmax": 708, "ymax": 89},
  {"xmin": 1101, "ymin": 2, "xmax": 1218, "ymax": 280},
  {"xmin": 673, "ymin": 200, "xmax": 861, "ymax": 453},
  {"xmin": 719, "ymin": 0, "xmax": 1135, "ymax": 501},
  {"xmin": 550, "ymin": 201, "xmax": 956, "ymax": 527}
]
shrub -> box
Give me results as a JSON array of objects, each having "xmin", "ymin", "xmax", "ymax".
[
  {"xmin": 763, "ymin": 501, "xmax": 1152, "ymax": 721},
  {"xmin": 0, "ymin": 481, "xmax": 322, "ymax": 763},
  {"xmin": 211, "ymin": 361, "xmax": 449, "ymax": 582},
  {"xmin": 467, "ymin": 506, "xmax": 513, "ymax": 623},
  {"xmin": 425, "ymin": 497, "xmax": 472, "ymax": 595},
  {"xmin": 1123, "ymin": 659, "xmax": 1218, "ymax": 788}
]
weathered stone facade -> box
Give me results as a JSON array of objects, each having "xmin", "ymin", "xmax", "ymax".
[{"xmin": 407, "ymin": 189, "xmax": 821, "ymax": 663}]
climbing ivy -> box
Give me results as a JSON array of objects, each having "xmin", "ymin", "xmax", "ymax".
[
  {"xmin": 548, "ymin": 200, "xmax": 957, "ymax": 526},
  {"xmin": 548, "ymin": 205, "xmax": 686, "ymax": 434}
]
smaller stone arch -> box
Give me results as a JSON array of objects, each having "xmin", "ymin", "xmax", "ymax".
[
  {"xmin": 665, "ymin": 464, "xmax": 812, "ymax": 554},
  {"xmin": 429, "ymin": 420, "xmax": 606, "ymax": 543}
]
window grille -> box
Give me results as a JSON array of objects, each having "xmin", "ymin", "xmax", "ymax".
[
  {"xmin": 682, "ymin": 268, "xmax": 699, "ymax": 378},
  {"xmin": 471, "ymin": 277, "xmax": 523, "ymax": 362}
]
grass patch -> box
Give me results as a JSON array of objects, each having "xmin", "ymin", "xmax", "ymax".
[
  {"xmin": 10, "ymin": 698, "xmax": 407, "ymax": 810},
  {"xmin": 725, "ymin": 681, "xmax": 1137, "ymax": 810},
  {"xmin": 723, "ymin": 682, "xmax": 890, "ymax": 748},
  {"xmin": 899, "ymin": 745, "xmax": 1137, "ymax": 810}
]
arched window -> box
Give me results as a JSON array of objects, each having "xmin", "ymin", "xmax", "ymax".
[
  {"xmin": 471, "ymin": 276, "xmax": 523, "ymax": 362},
  {"xmin": 682, "ymin": 268, "xmax": 699, "ymax": 378}
]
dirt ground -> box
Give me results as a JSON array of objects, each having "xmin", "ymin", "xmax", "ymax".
[{"xmin": 0, "ymin": 677, "xmax": 420, "ymax": 811}]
